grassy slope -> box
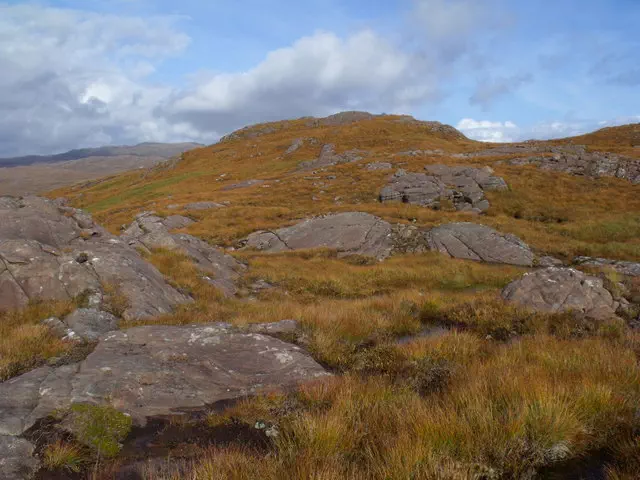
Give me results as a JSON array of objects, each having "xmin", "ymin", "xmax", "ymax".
[{"xmin": 26, "ymin": 117, "xmax": 640, "ymax": 478}]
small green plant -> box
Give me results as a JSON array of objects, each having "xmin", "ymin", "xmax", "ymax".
[
  {"xmin": 70, "ymin": 404, "xmax": 132, "ymax": 458},
  {"xmin": 43, "ymin": 441, "xmax": 88, "ymax": 473}
]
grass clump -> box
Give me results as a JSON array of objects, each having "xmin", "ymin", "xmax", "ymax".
[
  {"xmin": 0, "ymin": 300, "xmax": 76, "ymax": 381},
  {"xmin": 70, "ymin": 404, "xmax": 132, "ymax": 458},
  {"xmin": 43, "ymin": 440, "xmax": 88, "ymax": 473}
]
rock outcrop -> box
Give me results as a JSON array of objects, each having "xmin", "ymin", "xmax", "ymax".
[
  {"xmin": 43, "ymin": 308, "xmax": 119, "ymax": 343},
  {"xmin": 221, "ymin": 179, "xmax": 265, "ymax": 191},
  {"xmin": 470, "ymin": 144, "xmax": 640, "ymax": 184},
  {"xmin": 0, "ymin": 323, "xmax": 328, "ymax": 478},
  {"xmin": 243, "ymin": 212, "xmax": 394, "ymax": 260},
  {"xmin": 298, "ymin": 144, "xmax": 367, "ymax": 171},
  {"xmin": 502, "ymin": 268, "xmax": 618, "ymax": 320},
  {"xmin": 122, "ymin": 213, "xmax": 245, "ymax": 296},
  {"xmin": 0, "ymin": 197, "xmax": 190, "ymax": 319},
  {"xmin": 573, "ymin": 257, "xmax": 640, "ymax": 277},
  {"xmin": 380, "ymin": 165, "xmax": 507, "ymax": 212},
  {"xmin": 425, "ymin": 223, "xmax": 535, "ymax": 266}
]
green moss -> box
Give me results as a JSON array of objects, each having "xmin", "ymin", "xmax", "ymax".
[{"xmin": 70, "ymin": 403, "xmax": 132, "ymax": 458}]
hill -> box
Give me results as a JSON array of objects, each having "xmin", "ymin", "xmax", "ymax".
[
  {"xmin": 1, "ymin": 112, "xmax": 639, "ymax": 479},
  {"xmin": 0, "ymin": 142, "xmax": 201, "ymax": 195}
]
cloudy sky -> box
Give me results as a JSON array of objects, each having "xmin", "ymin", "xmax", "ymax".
[{"xmin": 1, "ymin": 0, "xmax": 639, "ymax": 156}]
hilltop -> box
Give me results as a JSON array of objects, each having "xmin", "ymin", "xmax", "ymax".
[
  {"xmin": 0, "ymin": 142, "xmax": 201, "ymax": 196},
  {"xmin": 1, "ymin": 112, "xmax": 639, "ymax": 479}
]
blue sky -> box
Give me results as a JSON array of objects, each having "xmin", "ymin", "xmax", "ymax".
[{"xmin": 0, "ymin": 0, "xmax": 638, "ymax": 156}]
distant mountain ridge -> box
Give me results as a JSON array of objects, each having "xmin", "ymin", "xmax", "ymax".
[{"xmin": 0, "ymin": 142, "xmax": 203, "ymax": 167}]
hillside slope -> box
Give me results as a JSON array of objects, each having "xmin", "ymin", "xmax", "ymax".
[
  {"xmin": 2, "ymin": 112, "xmax": 639, "ymax": 479},
  {"xmin": 0, "ymin": 142, "xmax": 201, "ymax": 195}
]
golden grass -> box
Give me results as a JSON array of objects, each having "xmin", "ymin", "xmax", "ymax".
[
  {"xmin": 33, "ymin": 116, "xmax": 640, "ymax": 477},
  {"xmin": 43, "ymin": 441, "xmax": 88, "ymax": 473},
  {"xmin": 0, "ymin": 300, "xmax": 76, "ymax": 381}
]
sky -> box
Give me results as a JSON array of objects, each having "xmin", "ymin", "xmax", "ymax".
[{"xmin": 0, "ymin": 0, "xmax": 639, "ymax": 156}]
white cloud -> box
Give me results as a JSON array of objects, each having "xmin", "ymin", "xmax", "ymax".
[
  {"xmin": 458, "ymin": 116, "xmax": 640, "ymax": 143},
  {"xmin": 0, "ymin": 4, "xmax": 199, "ymax": 157},
  {"xmin": 457, "ymin": 118, "xmax": 519, "ymax": 142},
  {"xmin": 158, "ymin": 30, "xmax": 439, "ymax": 136}
]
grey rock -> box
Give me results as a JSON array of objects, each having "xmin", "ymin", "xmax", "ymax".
[
  {"xmin": 0, "ymin": 436, "xmax": 37, "ymax": 480},
  {"xmin": 0, "ymin": 324, "xmax": 329, "ymax": 432},
  {"xmin": 573, "ymin": 257, "xmax": 640, "ymax": 277},
  {"xmin": 366, "ymin": 162, "xmax": 393, "ymax": 171},
  {"xmin": 243, "ymin": 212, "xmax": 394, "ymax": 260},
  {"xmin": 285, "ymin": 138, "xmax": 304, "ymax": 154},
  {"xmin": 469, "ymin": 144, "xmax": 640, "ymax": 184},
  {"xmin": 379, "ymin": 165, "xmax": 507, "ymax": 212},
  {"xmin": 537, "ymin": 256, "xmax": 565, "ymax": 268},
  {"xmin": 0, "ymin": 196, "xmax": 190, "ymax": 319},
  {"xmin": 221, "ymin": 179, "xmax": 265, "ymax": 191},
  {"xmin": 298, "ymin": 144, "xmax": 367, "ymax": 171},
  {"xmin": 247, "ymin": 320, "xmax": 300, "ymax": 336},
  {"xmin": 183, "ymin": 202, "xmax": 226, "ymax": 211},
  {"xmin": 62, "ymin": 308, "xmax": 119, "ymax": 342},
  {"xmin": 161, "ymin": 215, "xmax": 194, "ymax": 230},
  {"xmin": 123, "ymin": 214, "xmax": 245, "ymax": 297},
  {"xmin": 502, "ymin": 268, "xmax": 618, "ymax": 320},
  {"xmin": 425, "ymin": 223, "xmax": 534, "ymax": 266}
]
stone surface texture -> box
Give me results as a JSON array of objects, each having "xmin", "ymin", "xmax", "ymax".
[
  {"xmin": 122, "ymin": 213, "xmax": 245, "ymax": 296},
  {"xmin": 380, "ymin": 165, "xmax": 507, "ymax": 212},
  {"xmin": 242, "ymin": 212, "xmax": 394, "ymax": 260},
  {"xmin": 0, "ymin": 196, "xmax": 190, "ymax": 319},
  {"xmin": 502, "ymin": 268, "xmax": 618, "ymax": 320}
]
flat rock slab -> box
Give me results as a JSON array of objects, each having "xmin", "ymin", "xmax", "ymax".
[
  {"xmin": 298, "ymin": 144, "xmax": 367, "ymax": 171},
  {"xmin": 426, "ymin": 223, "xmax": 534, "ymax": 266},
  {"xmin": 502, "ymin": 268, "xmax": 617, "ymax": 320},
  {"xmin": 0, "ymin": 324, "xmax": 329, "ymax": 437},
  {"xmin": 0, "ymin": 435, "xmax": 37, "ymax": 480},
  {"xmin": 183, "ymin": 202, "xmax": 226, "ymax": 211},
  {"xmin": 221, "ymin": 179, "xmax": 265, "ymax": 191},
  {"xmin": 243, "ymin": 212, "xmax": 394, "ymax": 260},
  {"xmin": 380, "ymin": 165, "xmax": 507, "ymax": 212},
  {"xmin": 123, "ymin": 213, "xmax": 245, "ymax": 297},
  {"xmin": 0, "ymin": 196, "xmax": 190, "ymax": 319},
  {"xmin": 574, "ymin": 257, "xmax": 640, "ymax": 277}
]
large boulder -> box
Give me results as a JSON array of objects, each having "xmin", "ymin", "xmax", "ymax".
[
  {"xmin": 243, "ymin": 212, "xmax": 394, "ymax": 260},
  {"xmin": 0, "ymin": 324, "xmax": 328, "ymax": 435},
  {"xmin": 502, "ymin": 268, "xmax": 618, "ymax": 320},
  {"xmin": 425, "ymin": 223, "xmax": 535, "ymax": 266},
  {"xmin": 379, "ymin": 165, "xmax": 507, "ymax": 212},
  {"xmin": 122, "ymin": 213, "xmax": 245, "ymax": 296},
  {"xmin": 0, "ymin": 197, "xmax": 190, "ymax": 319}
]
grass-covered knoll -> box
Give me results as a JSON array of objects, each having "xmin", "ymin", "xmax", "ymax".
[
  {"xmin": 51, "ymin": 117, "xmax": 640, "ymax": 262},
  {"xmin": 24, "ymin": 116, "xmax": 640, "ymax": 478}
]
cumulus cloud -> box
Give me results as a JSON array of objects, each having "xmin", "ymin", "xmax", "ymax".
[
  {"xmin": 458, "ymin": 115, "xmax": 640, "ymax": 143},
  {"xmin": 456, "ymin": 119, "xmax": 520, "ymax": 142},
  {"xmin": 158, "ymin": 30, "xmax": 439, "ymax": 136},
  {"xmin": 0, "ymin": 4, "xmax": 199, "ymax": 157}
]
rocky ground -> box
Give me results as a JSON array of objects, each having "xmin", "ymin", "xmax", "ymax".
[{"xmin": 1, "ymin": 113, "xmax": 639, "ymax": 479}]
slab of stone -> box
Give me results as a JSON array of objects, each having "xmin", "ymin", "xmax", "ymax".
[
  {"xmin": 221, "ymin": 179, "xmax": 265, "ymax": 191},
  {"xmin": 183, "ymin": 202, "xmax": 226, "ymax": 211},
  {"xmin": 573, "ymin": 257, "xmax": 640, "ymax": 277},
  {"xmin": 0, "ymin": 436, "xmax": 37, "ymax": 480},
  {"xmin": 298, "ymin": 144, "xmax": 367, "ymax": 171},
  {"xmin": 502, "ymin": 268, "xmax": 618, "ymax": 320},
  {"xmin": 0, "ymin": 197, "xmax": 191, "ymax": 319},
  {"xmin": 62, "ymin": 308, "xmax": 119, "ymax": 342},
  {"xmin": 0, "ymin": 324, "xmax": 329, "ymax": 434},
  {"xmin": 366, "ymin": 162, "xmax": 393, "ymax": 171},
  {"xmin": 379, "ymin": 165, "xmax": 507, "ymax": 212},
  {"xmin": 123, "ymin": 213, "xmax": 245, "ymax": 297},
  {"xmin": 243, "ymin": 212, "xmax": 394, "ymax": 260},
  {"xmin": 425, "ymin": 223, "xmax": 534, "ymax": 266}
]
